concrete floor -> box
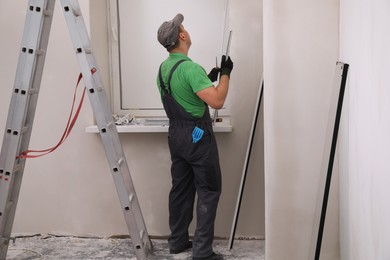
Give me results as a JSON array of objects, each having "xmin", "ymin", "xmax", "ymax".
[{"xmin": 6, "ymin": 234, "xmax": 265, "ymax": 259}]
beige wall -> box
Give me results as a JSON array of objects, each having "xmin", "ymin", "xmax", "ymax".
[
  {"xmin": 263, "ymin": 0, "xmax": 340, "ymax": 259},
  {"xmin": 0, "ymin": 0, "xmax": 264, "ymax": 238}
]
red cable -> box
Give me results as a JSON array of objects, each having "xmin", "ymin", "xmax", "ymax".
[{"xmin": 17, "ymin": 68, "xmax": 96, "ymax": 159}]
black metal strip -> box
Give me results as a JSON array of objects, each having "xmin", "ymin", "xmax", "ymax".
[
  {"xmin": 229, "ymin": 79, "xmax": 264, "ymax": 250},
  {"xmin": 315, "ymin": 63, "xmax": 349, "ymax": 260}
]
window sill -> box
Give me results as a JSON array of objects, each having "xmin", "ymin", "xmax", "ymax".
[{"xmin": 85, "ymin": 117, "xmax": 233, "ymax": 133}]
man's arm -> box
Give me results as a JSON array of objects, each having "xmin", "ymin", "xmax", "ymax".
[
  {"xmin": 197, "ymin": 55, "xmax": 233, "ymax": 109},
  {"xmin": 196, "ymin": 75, "xmax": 230, "ymax": 109}
]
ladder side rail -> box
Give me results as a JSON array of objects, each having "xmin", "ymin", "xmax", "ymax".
[
  {"xmin": 95, "ymin": 119, "xmax": 152, "ymax": 251},
  {"xmin": 59, "ymin": 1, "xmax": 152, "ymax": 259},
  {"xmin": 0, "ymin": 0, "xmax": 55, "ymax": 234},
  {"xmin": 0, "ymin": 0, "xmax": 47, "ymax": 181},
  {"xmin": 19, "ymin": 0, "xmax": 56, "ymax": 157},
  {"xmin": 87, "ymin": 88, "xmax": 152, "ymax": 244},
  {"xmin": 0, "ymin": 0, "xmax": 56, "ymax": 258}
]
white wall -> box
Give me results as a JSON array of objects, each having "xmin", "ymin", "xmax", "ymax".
[
  {"xmin": 339, "ymin": 0, "xmax": 390, "ymax": 259},
  {"xmin": 263, "ymin": 0, "xmax": 340, "ymax": 259},
  {"xmin": 0, "ymin": 0, "xmax": 264, "ymax": 239}
]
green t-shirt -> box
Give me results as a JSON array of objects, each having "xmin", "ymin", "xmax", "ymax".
[{"xmin": 157, "ymin": 53, "xmax": 213, "ymax": 118}]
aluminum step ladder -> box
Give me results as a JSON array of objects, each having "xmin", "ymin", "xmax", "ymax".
[{"xmin": 0, "ymin": 1, "xmax": 152, "ymax": 259}]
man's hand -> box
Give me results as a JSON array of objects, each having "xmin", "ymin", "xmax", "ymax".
[
  {"xmin": 208, "ymin": 67, "xmax": 220, "ymax": 82},
  {"xmin": 220, "ymin": 55, "xmax": 233, "ymax": 78}
]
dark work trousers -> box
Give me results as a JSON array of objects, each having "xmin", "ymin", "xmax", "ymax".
[
  {"xmin": 158, "ymin": 60, "xmax": 222, "ymax": 258},
  {"xmin": 168, "ymin": 119, "xmax": 222, "ymax": 257}
]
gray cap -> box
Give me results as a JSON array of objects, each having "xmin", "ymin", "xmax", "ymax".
[{"xmin": 157, "ymin": 14, "xmax": 184, "ymax": 51}]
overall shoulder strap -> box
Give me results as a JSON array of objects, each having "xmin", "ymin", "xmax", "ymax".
[{"xmin": 158, "ymin": 59, "xmax": 186, "ymax": 94}]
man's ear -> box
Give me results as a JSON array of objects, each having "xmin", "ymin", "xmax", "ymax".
[{"xmin": 179, "ymin": 32, "xmax": 186, "ymax": 40}]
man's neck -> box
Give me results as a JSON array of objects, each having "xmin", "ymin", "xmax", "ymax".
[{"xmin": 170, "ymin": 46, "xmax": 188, "ymax": 56}]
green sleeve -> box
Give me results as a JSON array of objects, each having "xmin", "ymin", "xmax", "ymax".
[{"xmin": 186, "ymin": 63, "xmax": 213, "ymax": 93}]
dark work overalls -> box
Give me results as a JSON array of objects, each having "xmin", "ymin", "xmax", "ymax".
[{"xmin": 158, "ymin": 60, "xmax": 222, "ymax": 258}]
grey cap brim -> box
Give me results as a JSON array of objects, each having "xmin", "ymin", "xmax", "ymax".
[{"xmin": 172, "ymin": 13, "xmax": 184, "ymax": 26}]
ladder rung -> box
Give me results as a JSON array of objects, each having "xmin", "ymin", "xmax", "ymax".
[
  {"xmin": 28, "ymin": 89, "xmax": 39, "ymax": 95},
  {"xmin": 36, "ymin": 49, "xmax": 45, "ymax": 55},
  {"xmin": 20, "ymin": 48, "xmax": 45, "ymax": 56},
  {"xmin": 88, "ymin": 87, "xmax": 103, "ymax": 94},
  {"xmin": 0, "ymin": 237, "xmax": 9, "ymax": 246},
  {"xmin": 13, "ymin": 163, "xmax": 24, "ymax": 173},
  {"xmin": 43, "ymin": 10, "xmax": 53, "ymax": 17},
  {"xmin": 5, "ymin": 201, "xmax": 14, "ymax": 211},
  {"xmin": 100, "ymin": 122, "xmax": 115, "ymax": 133},
  {"xmin": 0, "ymin": 236, "xmax": 15, "ymax": 246},
  {"xmin": 64, "ymin": 3, "xmax": 82, "ymax": 17},
  {"xmin": 107, "ymin": 122, "xmax": 115, "ymax": 128},
  {"xmin": 75, "ymin": 47, "xmax": 91, "ymax": 54},
  {"xmin": 117, "ymin": 158, "xmax": 124, "ymax": 166},
  {"xmin": 20, "ymin": 126, "xmax": 29, "ymax": 134},
  {"xmin": 111, "ymin": 158, "xmax": 124, "ymax": 173},
  {"xmin": 75, "ymin": 48, "xmax": 94, "ymax": 55},
  {"xmin": 5, "ymin": 126, "xmax": 29, "ymax": 137}
]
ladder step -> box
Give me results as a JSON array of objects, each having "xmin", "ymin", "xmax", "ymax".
[
  {"xmin": 28, "ymin": 89, "xmax": 39, "ymax": 95},
  {"xmin": 43, "ymin": 10, "xmax": 53, "ymax": 17},
  {"xmin": 117, "ymin": 158, "xmax": 124, "ymax": 166},
  {"xmin": 64, "ymin": 2, "xmax": 82, "ymax": 17},
  {"xmin": 20, "ymin": 126, "xmax": 29, "ymax": 134},
  {"xmin": 36, "ymin": 49, "xmax": 46, "ymax": 55},
  {"xmin": 100, "ymin": 122, "xmax": 116, "ymax": 133},
  {"xmin": 111, "ymin": 158, "xmax": 124, "ymax": 173},
  {"xmin": 13, "ymin": 88, "xmax": 38, "ymax": 95},
  {"xmin": 5, "ymin": 126, "xmax": 29, "ymax": 137},
  {"xmin": 13, "ymin": 163, "xmax": 24, "ymax": 173},
  {"xmin": 87, "ymin": 87, "xmax": 103, "ymax": 94},
  {"xmin": 4, "ymin": 201, "xmax": 14, "ymax": 212}
]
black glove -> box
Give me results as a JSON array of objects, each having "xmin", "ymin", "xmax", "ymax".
[
  {"xmin": 220, "ymin": 55, "xmax": 234, "ymax": 78},
  {"xmin": 207, "ymin": 67, "xmax": 220, "ymax": 82}
]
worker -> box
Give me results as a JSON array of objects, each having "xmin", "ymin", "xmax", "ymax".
[{"xmin": 156, "ymin": 14, "xmax": 233, "ymax": 260}]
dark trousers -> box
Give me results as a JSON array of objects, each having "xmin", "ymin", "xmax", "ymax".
[{"xmin": 168, "ymin": 121, "xmax": 222, "ymax": 257}]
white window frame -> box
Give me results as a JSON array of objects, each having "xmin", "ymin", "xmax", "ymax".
[{"xmin": 107, "ymin": 0, "xmax": 231, "ymax": 118}]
